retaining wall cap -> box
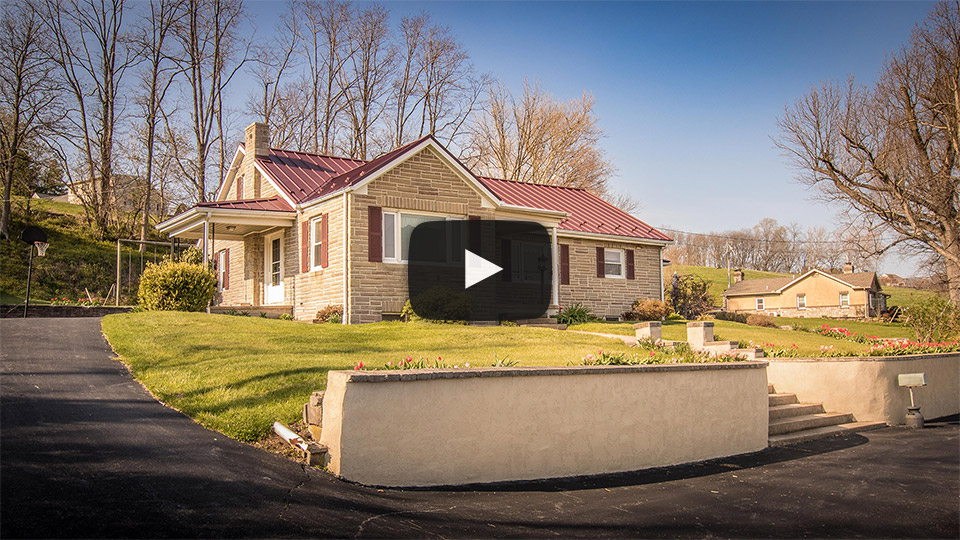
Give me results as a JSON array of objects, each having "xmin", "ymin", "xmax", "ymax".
[
  {"xmin": 342, "ymin": 361, "xmax": 768, "ymax": 383},
  {"xmin": 687, "ymin": 321, "xmax": 713, "ymax": 327},
  {"xmin": 766, "ymin": 352, "xmax": 960, "ymax": 363},
  {"xmin": 632, "ymin": 322, "xmax": 661, "ymax": 329}
]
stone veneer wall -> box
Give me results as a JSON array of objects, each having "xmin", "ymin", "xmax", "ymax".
[
  {"xmin": 347, "ymin": 146, "xmax": 496, "ymax": 324},
  {"xmin": 558, "ymin": 236, "xmax": 662, "ymax": 319},
  {"xmin": 294, "ymin": 198, "xmax": 347, "ymax": 321}
]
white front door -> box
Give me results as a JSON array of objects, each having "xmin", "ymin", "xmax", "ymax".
[{"xmin": 264, "ymin": 232, "xmax": 284, "ymax": 304}]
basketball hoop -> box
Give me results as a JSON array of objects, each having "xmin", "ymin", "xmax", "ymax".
[{"xmin": 35, "ymin": 242, "xmax": 49, "ymax": 257}]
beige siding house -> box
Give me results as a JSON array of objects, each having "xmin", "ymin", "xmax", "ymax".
[
  {"xmin": 157, "ymin": 123, "xmax": 673, "ymax": 323},
  {"xmin": 722, "ymin": 267, "xmax": 888, "ymax": 318}
]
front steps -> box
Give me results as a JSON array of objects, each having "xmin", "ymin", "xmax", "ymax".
[{"xmin": 767, "ymin": 384, "xmax": 886, "ymax": 447}]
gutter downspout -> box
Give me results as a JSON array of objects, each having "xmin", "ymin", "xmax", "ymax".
[
  {"xmin": 659, "ymin": 247, "xmax": 665, "ymax": 302},
  {"xmin": 342, "ymin": 190, "xmax": 350, "ymax": 325}
]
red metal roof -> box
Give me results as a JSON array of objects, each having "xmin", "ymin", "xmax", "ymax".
[
  {"xmin": 197, "ymin": 197, "xmax": 294, "ymax": 212},
  {"xmin": 241, "ymin": 143, "xmax": 364, "ymax": 204},
  {"xmin": 477, "ymin": 177, "xmax": 672, "ymax": 242},
  {"xmin": 299, "ymin": 135, "xmax": 433, "ymax": 201}
]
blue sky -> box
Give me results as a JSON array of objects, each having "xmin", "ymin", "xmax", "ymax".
[{"xmin": 243, "ymin": 0, "xmax": 936, "ymax": 274}]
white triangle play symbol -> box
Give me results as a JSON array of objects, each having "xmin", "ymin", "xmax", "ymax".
[{"xmin": 464, "ymin": 249, "xmax": 502, "ymax": 289}]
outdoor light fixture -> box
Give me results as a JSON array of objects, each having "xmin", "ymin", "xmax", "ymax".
[
  {"xmin": 225, "ymin": 225, "xmax": 237, "ymax": 231},
  {"xmin": 897, "ymin": 372, "xmax": 927, "ymax": 428}
]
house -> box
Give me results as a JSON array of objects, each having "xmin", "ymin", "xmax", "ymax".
[
  {"xmin": 722, "ymin": 264, "xmax": 889, "ymax": 318},
  {"xmin": 156, "ymin": 123, "xmax": 673, "ymax": 323}
]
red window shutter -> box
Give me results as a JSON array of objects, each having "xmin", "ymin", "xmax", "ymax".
[
  {"xmin": 236, "ymin": 176, "xmax": 243, "ymax": 199},
  {"xmin": 223, "ymin": 249, "xmax": 230, "ymax": 290},
  {"xmin": 501, "ymin": 239, "xmax": 512, "ymax": 282},
  {"xmin": 468, "ymin": 215, "xmax": 481, "ymax": 253},
  {"xmin": 560, "ymin": 244, "xmax": 570, "ymax": 285},
  {"xmin": 301, "ymin": 221, "xmax": 309, "ymax": 272},
  {"xmin": 626, "ymin": 249, "xmax": 635, "ymax": 280},
  {"xmin": 320, "ymin": 213, "xmax": 329, "ymax": 268},
  {"xmin": 596, "ymin": 247, "xmax": 605, "ymax": 278},
  {"xmin": 368, "ymin": 206, "xmax": 382, "ymax": 262}
]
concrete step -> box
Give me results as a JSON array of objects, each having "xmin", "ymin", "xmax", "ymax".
[
  {"xmin": 769, "ymin": 402, "xmax": 825, "ymax": 420},
  {"xmin": 768, "ymin": 412, "xmax": 855, "ymax": 436},
  {"xmin": 515, "ymin": 318, "xmax": 555, "ymax": 325},
  {"xmin": 703, "ymin": 340, "xmax": 738, "ymax": 350},
  {"xmin": 768, "ymin": 393, "xmax": 799, "ymax": 407},
  {"xmin": 768, "ymin": 421, "xmax": 887, "ymax": 447},
  {"xmin": 734, "ymin": 348, "xmax": 765, "ymax": 360}
]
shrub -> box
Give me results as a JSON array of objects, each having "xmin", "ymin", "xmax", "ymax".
[
  {"xmin": 403, "ymin": 286, "xmax": 473, "ymax": 323},
  {"xmin": 620, "ymin": 310, "xmax": 640, "ymax": 321},
  {"xmin": 665, "ymin": 312, "xmax": 684, "ymax": 321},
  {"xmin": 315, "ymin": 304, "xmax": 343, "ymax": 323},
  {"xmin": 178, "ymin": 246, "xmax": 203, "ymax": 265},
  {"xmin": 556, "ymin": 303, "xmax": 595, "ymax": 324},
  {"xmin": 630, "ymin": 298, "xmax": 671, "ymax": 321},
  {"xmin": 278, "ymin": 313, "xmax": 294, "ymax": 321},
  {"xmin": 665, "ymin": 274, "xmax": 714, "ymax": 320},
  {"xmin": 138, "ymin": 260, "xmax": 216, "ymax": 312},
  {"xmin": 903, "ymin": 296, "xmax": 960, "ymax": 343},
  {"xmin": 715, "ymin": 311, "xmax": 748, "ymax": 324},
  {"xmin": 746, "ymin": 313, "xmax": 777, "ymax": 328}
]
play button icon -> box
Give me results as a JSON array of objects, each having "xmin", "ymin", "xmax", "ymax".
[
  {"xmin": 407, "ymin": 220, "xmax": 552, "ymax": 322},
  {"xmin": 464, "ymin": 249, "xmax": 502, "ymax": 288}
]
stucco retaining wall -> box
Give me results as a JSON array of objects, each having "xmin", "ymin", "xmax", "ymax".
[
  {"xmin": 319, "ymin": 362, "xmax": 769, "ymax": 487},
  {"xmin": 767, "ymin": 353, "xmax": 960, "ymax": 425}
]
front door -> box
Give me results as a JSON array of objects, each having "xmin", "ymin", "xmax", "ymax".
[{"xmin": 264, "ymin": 232, "xmax": 284, "ymax": 304}]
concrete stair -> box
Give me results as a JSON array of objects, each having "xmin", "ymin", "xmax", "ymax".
[
  {"xmin": 515, "ymin": 317, "xmax": 567, "ymax": 330},
  {"xmin": 767, "ymin": 385, "xmax": 886, "ymax": 447}
]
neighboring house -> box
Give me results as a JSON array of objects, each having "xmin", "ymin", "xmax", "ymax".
[
  {"xmin": 68, "ymin": 175, "xmax": 167, "ymax": 216},
  {"xmin": 157, "ymin": 122, "xmax": 673, "ymax": 323},
  {"xmin": 722, "ymin": 264, "xmax": 889, "ymax": 318}
]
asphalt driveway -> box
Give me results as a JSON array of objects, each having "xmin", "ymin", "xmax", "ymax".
[{"xmin": 1, "ymin": 317, "xmax": 957, "ymax": 538}]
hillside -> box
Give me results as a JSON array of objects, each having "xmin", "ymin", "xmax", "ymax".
[
  {"xmin": 665, "ymin": 263, "xmax": 940, "ymax": 309},
  {"xmin": 0, "ymin": 199, "xmax": 169, "ymax": 305}
]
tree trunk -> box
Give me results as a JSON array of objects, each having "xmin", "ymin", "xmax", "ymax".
[
  {"xmin": 0, "ymin": 165, "xmax": 13, "ymax": 240},
  {"xmin": 945, "ymin": 247, "xmax": 960, "ymax": 308}
]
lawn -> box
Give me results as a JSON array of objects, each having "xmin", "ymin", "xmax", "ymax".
[
  {"xmin": 570, "ymin": 317, "xmax": 910, "ymax": 356},
  {"xmin": 101, "ymin": 312, "xmax": 633, "ymax": 442}
]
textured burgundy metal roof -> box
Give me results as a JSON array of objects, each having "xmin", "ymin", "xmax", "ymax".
[
  {"xmin": 242, "ymin": 143, "xmax": 364, "ymax": 204},
  {"xmin": 197, "ymin": 197, "xmax": 294, "ymax": 212},
  {"xmin": 299, "ymin": 135, "xmax": 432, "ymax": 202},
  {"xmin": 477, "ymin": 177, "xmax": 672, "ymax": 242}
]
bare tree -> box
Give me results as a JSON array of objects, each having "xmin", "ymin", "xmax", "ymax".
[
  {"xmin": 777, "ymin": 1, "xmax": 960, "ymax": 306},
  {"xmin": 467, "ymin": 80, "xmax": 615, "ymax": 194},
  {"xmin": 41, "ymin": 0, "xmax": 137, "ymax": 239},
  {"xmin": 133, "ymin": 0, "xmax": 182, "ymax": 247},
  {"xmin": 0, "ymin": 0, "xmax": 63, "ymax": 240},
  {"xmin": 389, "ymin": 13, "xmax": 428, "ymax": 149},
  {"xmin": 173, "ymin": 0, "xmax": 247, "ymax": 202},
  {"xmin": 341, "ymin": 3, "xmax": 393, "ymax": 159},
  {"xmin": 246, "ymin": 5, "xmax": 301, "ymax": 148}
]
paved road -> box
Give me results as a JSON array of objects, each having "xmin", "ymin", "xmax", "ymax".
[{"xmin": 1, "ymin": 318, "xmax": 958, "ymax": 538}]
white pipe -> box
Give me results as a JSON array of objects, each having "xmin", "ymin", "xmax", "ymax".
[{"xmin": 273, "ymin": 421, "xmax": 308, "ymax": 452}]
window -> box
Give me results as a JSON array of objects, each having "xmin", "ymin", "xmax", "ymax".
[
  {"xmin": 756, "ymin": 298, "xmax": 765, "ymax": 310},
  {"xmin": 311, "ymin": 217, "xmax": 323, "ymax": 270},
  {"xmin": 840, "ymin": 292, "xmax": 849, "ymax": 307},
  {"xmin": 604, "ymin": 249, "xmax": 624, "ymax": 278},
  {"xmin": 270, "ymin": 237, "xmax": 281, "ymax": 286},
  {"xmin": 382, "ymin": 211, "xmax": 463, "ymax": 263},
  {"xmin": 216, "ymin": 249, "xmax": 227, "ymax": 291},
  {"xmin": 869, "ymin": 293, "xmax": 876, "ymax": 309},
  {"xmin": 797, "ymin": 294, "xmax": 806, "ymax": 309}
]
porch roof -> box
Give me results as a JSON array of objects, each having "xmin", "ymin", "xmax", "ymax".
[{"xmin": 156, "ymin": 197, "xmax": 296, "ymax": 241}]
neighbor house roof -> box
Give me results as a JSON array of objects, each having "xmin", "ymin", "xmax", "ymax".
[
  {"xmin": 478, "ymin": 176, "xmax": 672, "ymax": 242},
  {"xmin": 197, "ymin": 197, "xmax": 293, "ymax": 212},
  {"xmin": 723, "ymin": 270, "xmax": 881, "ymax": 297}
]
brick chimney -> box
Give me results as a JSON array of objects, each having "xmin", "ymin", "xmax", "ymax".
[
  {"xmin": 242, "ymin": 122, "xmax": 270, "ymax": 198},
  {"xmin": 843, "ymin": 262, "xmax": 855, "ymax": 274},
  {"xmin": 732, "ymin": 269, "xmax": 744, "ymax": 283}
]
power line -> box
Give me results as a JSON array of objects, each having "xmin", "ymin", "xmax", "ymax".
[{"xmin": 654, "ymin": 226, "xmax": 846, "ymax": 246}]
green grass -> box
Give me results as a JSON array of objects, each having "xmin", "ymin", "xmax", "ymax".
[
  {"xmin": 0, "ymin": 292, "xmax": 49, "ymax": 305},
  {"xmin": 884, "ymin": 286, "xmax": 942, "ymax": 309},
  {"xmin": 101, "ymin": 312, "xmax": 634, "ymax": 442},
  {"xmin": 571, "ymin": 317, "xmax": 910, "ymax": 356}
]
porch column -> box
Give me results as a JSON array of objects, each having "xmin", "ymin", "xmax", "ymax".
[
  {"xmin": 201, "ymin": 215, "xmax": 210, "ymax": 269},
  {"xmin": 550, "ymin": 226, "xmax": 559, "ymax": 314}
]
